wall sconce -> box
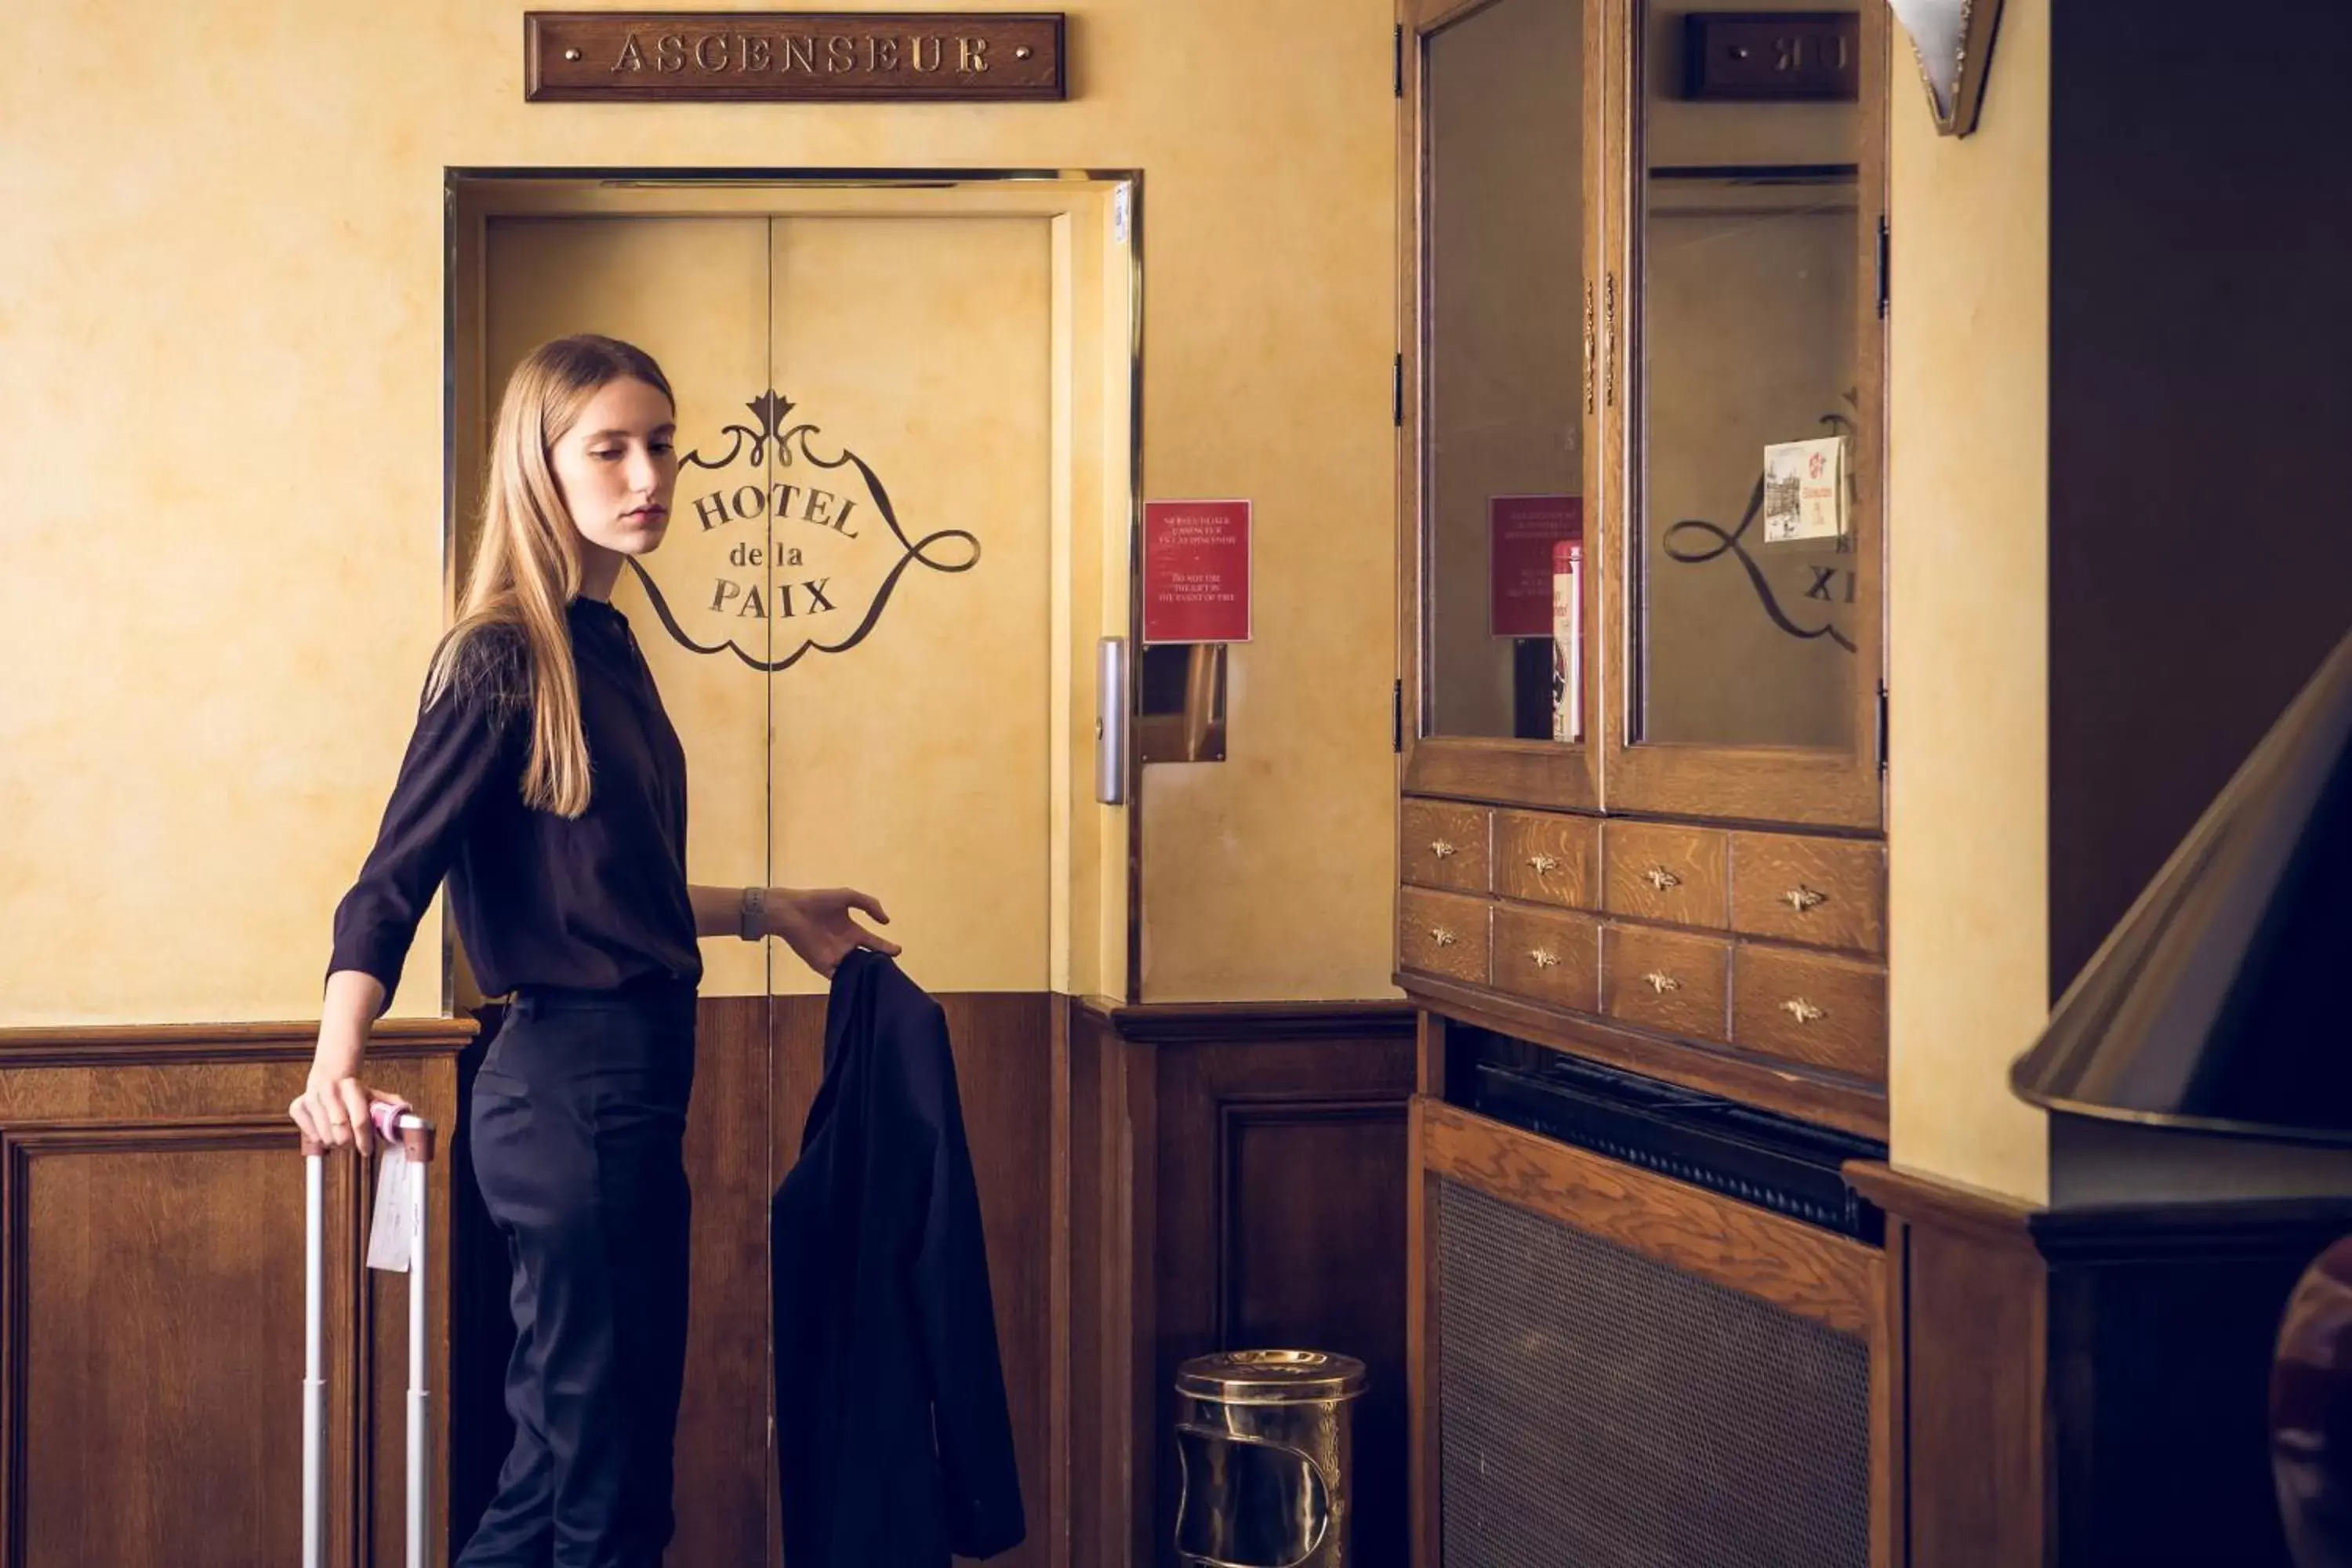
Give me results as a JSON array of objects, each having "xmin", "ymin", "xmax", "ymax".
[{"xmin": 1886, "ymin": 0, "xmax": 2007, "ymax": 136}]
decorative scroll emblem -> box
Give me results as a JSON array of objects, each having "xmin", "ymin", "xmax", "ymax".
[
  {"xmin": 627, "ymin": 390, "xmax": 978, "ymax": 670},
  {"xmin": 1661, "ymin": 409, "xmax": 1857, "ymax": 652}
]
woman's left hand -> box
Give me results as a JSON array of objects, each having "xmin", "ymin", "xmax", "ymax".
[{"xmin": 770, "ymin": 886, "xmax": 901, "ymax": 977}]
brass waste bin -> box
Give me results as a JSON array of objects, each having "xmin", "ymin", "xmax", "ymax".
[{"xmin": 1172, "ymin": 1349, "xmax": 1367, "ymax": 1568}]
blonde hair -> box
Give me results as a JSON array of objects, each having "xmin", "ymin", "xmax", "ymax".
[{"xmin": 429, "ymin": 334, "xmax": 676, "ymax": 818}]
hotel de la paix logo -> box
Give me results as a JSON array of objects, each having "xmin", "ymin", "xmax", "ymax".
[{"xmin": 625, "ymin": 390, "xmax": 978, "ymax": 670}]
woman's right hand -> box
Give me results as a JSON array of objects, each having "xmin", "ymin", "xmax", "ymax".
[
  {"xmin": 289, "ymin": 1066, "xmax": 408, "ymax": 1152},
  {"xmin": 292, "ymin": 972, "xmax": 405, "ymax": 1151}
]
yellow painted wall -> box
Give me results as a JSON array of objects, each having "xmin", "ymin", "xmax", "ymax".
[
  {"xmin": 0, "ymin": 0, "xmax": 1399, "ymax": 1025},
  {"xmin": 1885, "ymin": 0, "xmax": 2051, "ymax": 1201}
]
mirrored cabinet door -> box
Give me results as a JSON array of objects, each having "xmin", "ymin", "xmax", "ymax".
[
  {"xmin": 1402, "ymin": 0, "xmax": 1602, "ymax": 812},
  {"xmin": 1600, "ymin": 0, "xmax": 1887, "ymax": 828}
]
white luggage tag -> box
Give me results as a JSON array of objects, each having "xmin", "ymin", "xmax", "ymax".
[{"xmin": 365, "ymin": 1104, "xmax": 421, "ymax": 1274}]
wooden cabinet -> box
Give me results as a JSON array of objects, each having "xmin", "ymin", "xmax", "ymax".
[
  {"xmin": 1396, "ymin": 0, "xmax": 1891, "ymax": 1135},
  {"xmin": 0, "ymin": 1022, "xmax": 466, "ymax": 1568}
]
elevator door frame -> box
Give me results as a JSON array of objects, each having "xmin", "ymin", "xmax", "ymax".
[{"xmin": 443, "ymin": 168, "xmax": 1146, "ymax": 1008}]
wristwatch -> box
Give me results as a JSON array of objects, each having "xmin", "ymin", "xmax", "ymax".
[{"xmin": 739, "ymin": 885, "xmax": 768, "ymax": 943}]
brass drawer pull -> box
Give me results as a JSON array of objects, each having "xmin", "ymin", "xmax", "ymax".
[
  {"xmin": 1782, "ymin": 885, "xmax": 1829, "ymax": 913},
  {"xmin": 1529, "ymin": 949, "xmax": 1560, "ymax": 970},
  {"xmin": 1429, "ymin": 927, "xmax": 1458, "ymax": 948},
  {"xmin": 1643, "ymin": 866, "xmax": 1682, "ymax": 891},
  {"xmin": 1642, "ymin": 971, "xmax": 1682, "ymax": 995},
  {"xmin": 1781, "ymin": 997, "xmax": 1825, "ymax": 1024},
  {"xmin": 1430, "ymin": 840, "xmax": 1458, "ymax": 860},
  {"xmin": 1526, "ymin": 852, "xmax": 1560, "ymax": 876}
]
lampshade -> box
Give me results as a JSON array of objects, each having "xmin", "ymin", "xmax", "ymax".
[
  {"xmin": 2011, "ymin": 626, "xmax": 2352, "ymax": 1144},
  {"xmin": 1887, "ymin": 0, "xmax": 2007, "ymax": 136}
]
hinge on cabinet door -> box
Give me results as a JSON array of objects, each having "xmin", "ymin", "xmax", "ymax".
[
  {"xmin": 1394, "ymin": 24, "xmax": 1404, "ymax": 97},
  {"xmin": 1393, "ymin": 678, "xmax": 1406, "ymax": 753},
  {"xmin": 1392, "ymin": 353, "xmax": 1404, "ymax": 427},
  {"xmin": 1876, "ymin": 683, "xmax": 1889, "ymax": 773},
  {"xmin": 1876, "ymin": 217, "xmax": 1891, "ymax": 319}
]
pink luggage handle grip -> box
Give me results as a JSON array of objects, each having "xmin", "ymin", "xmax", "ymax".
[{"xmin": 299, "ymin": 1102, "xmax": 437, "ymax": 1162}]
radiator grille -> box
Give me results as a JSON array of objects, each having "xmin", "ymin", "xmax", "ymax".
[{"xmin": 1436, "ymin": 1179, "xmax": 1871, "ymax": 1567}]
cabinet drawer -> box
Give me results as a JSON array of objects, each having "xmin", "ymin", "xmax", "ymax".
[
  {"xmin": 1603, "ymin": 821, "xmax": 1730, "ymax": 929},
  {"xmin": 1730, "ymin": 833, "xmax": 1886, "ymax": 955},
  {"xmin": 1490, "ymin": 903, "xmax": 1602, "ymax": 1014},
  {"xmin": 1602, "ymin": 924, "xmax": 1730, "ymax": 1044},
  {"xmin": 1399, "ymin": 887, "xmax": 1490, "ymax": 985},
  {"xmin": 1733, "ymin": 946, "xmax": 1888, "ymax": 1081},
  {"xmin": 1400, "ymin": 800, "xmax": 1490, "ymax": 893},
  {"xmin": 1493, "ymin": 809, "xmax": 1601, "ymax": 910}
]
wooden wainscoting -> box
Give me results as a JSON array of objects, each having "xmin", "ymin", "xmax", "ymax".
[
  {"xmin": 0, "ymin": 1019, "xmax": 468, "ymax": 1568},
  {"xmin": 1850, "ymin": 1163, "xmax": 2352, "ymax": 1568},
  {"xmin": 1070, "ymin": 999, "xmax": 1417, "ymax": 1568},
  {"xmin": 452, "ymin": 992, "xmax": 1406, "ymax": 1568},
  {"xmin": 450, "ymin": 994, "xmax": 1063, "ymax": 1568},
  {"xmin": 768, "ymin": 991, "xmax": 1062, "ymax": 1568}
]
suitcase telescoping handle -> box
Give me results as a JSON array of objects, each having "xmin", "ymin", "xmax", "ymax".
[{"xmin": 301, "ymin": 1103, "xmax": 437, "ymax": 1568}]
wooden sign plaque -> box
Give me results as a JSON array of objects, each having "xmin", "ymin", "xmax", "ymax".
[
  {"xmin": 524, "ymin": 11, "xmax": 1067, "ymax": 102},
  {"xmin": 1681, "ymin": 12, "xmax": 1860, "ymax": 102}
]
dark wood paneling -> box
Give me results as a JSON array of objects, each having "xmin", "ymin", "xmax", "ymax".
[
  {"xmin": 2048, "ymin": 0, "xmax": 2352, "ymax": 999},
  {"xmin": 5, "ymin": 1121, "xmax": 338, "ymax": 1567},
  {"xmin": 0, "ymin": 1021, "xmax": 466, "ymax": 1568},
  {"xmin": 2037, "ymin": 1206, "xmax": 2347, "ymax": 1568},
  {"xmin": 1849, "ymin": 1164, "xmax": 2045, "ymax": 1568},
  {"xmin": 0, "ymin": 1018, "xmax": 471, "ymax": 1069},
  {"xmin": 1122, "ymin": 1014, "xmax": 1161, "ymax": 1568},
  {"xmin": 454, "ymin": 999, "xmax": 774, "ymax": 1566},
  {"xmin": 769, "ymin": 991, "xmax": 1057, "ymax": 1568},
  {"xmin": 1066, "ymin": 1002, "xmax": 1130, "ymax": 1568},
  {"xmin": 1088, "ymin": 1000, "xmax": 1416, "ymax": 1047},
  {"xmin": 1223, "ymin": 1103, "xmax": 1410, "ymax": 1555},
  {"xmin": 1143, "ymin": 1014, "xmax": 1415, "ymax": 1568},
  {"xmin": 1849, "ymin": 1161, "xmax": 2352, "ymax": 1568},
  {"xmin": 671, "ymin": 996, "xmax": 773, "ymax": 1568},
  {"xmin": 1904, "ymin": 1213, "xmax": 2047, "ymax": 1568}
]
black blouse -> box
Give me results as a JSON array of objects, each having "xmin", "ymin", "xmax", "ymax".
[{"xmin": 327, "ymin": 597, "xmax": 702, "ymax": 1011}]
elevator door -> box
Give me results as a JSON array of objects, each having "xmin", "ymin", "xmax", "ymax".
[
  {"xmin": 485, "ymin": 212, "xmax": 1053, "ymax": 989},
  {"xmin": 480, "ymin": 205, "xmax": 1062, "ymax": 1566}
]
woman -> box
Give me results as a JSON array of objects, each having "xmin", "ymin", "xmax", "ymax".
[{"xmin": 288, "ymin": 333, "xmax": 896, "ymax": 1566}]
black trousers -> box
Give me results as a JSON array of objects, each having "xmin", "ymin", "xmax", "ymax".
[{"xmin": 456, "ymin": 979, "xmax": 698, "ymax": 1568}]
